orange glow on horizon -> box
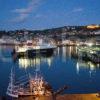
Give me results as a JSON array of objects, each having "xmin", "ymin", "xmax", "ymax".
[{"xmin": 87, "ymin": 24, "xmax": 100, "ymax": 29}]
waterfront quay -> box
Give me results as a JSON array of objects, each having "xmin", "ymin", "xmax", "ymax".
[
  {"xmin": 18, "ymin": 93, "xmax": 100, "ymax": 100},
  {"xmin": 0, "ymin": 93, "xmax": 100, "ymax": 100}
]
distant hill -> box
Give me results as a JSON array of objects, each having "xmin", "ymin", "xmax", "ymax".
[{"xmin": 0, "ymin": 25, "xmax": 100, "ymax": 38}]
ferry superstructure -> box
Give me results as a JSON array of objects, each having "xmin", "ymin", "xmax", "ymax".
[{"xmin": 13, "ymin": 39, "xmax": 56, "ymax": 57}]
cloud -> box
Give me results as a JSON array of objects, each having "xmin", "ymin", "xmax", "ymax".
[
  {"xmin": 11, "ymin": 0, "xmax": 41, "ymax": 23},
  {"xmin": 72, "ymin": 8, "xmax": 84, "ymax": 12},
  {"xmin": 11, "ymin": 14, "xmax": 29, "ymax": 23},
  {"xmin": 12, "ymin": 8, "xmax": 31, "ymax": 14}
]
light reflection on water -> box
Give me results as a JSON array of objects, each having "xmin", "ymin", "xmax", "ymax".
[
  {"xmin": 76, "ymin": 60, "xmax": 100, "ymax": 75},
  {"xmin": 0, "ymin": 45, "xmax": 100, "ymax": 96},
  {"xmin": 18, "ymin": 56, "xmax": 53, "ymax": 69}
]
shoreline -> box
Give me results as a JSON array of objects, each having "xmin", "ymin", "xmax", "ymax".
[
  {"xmin": 0, "ymin": 43, "xmax": 99, "ymax": 47},
  {"xmin": 0, "ymin": 93, "xmax": 100, "ymax": 100},
  {"xmin": 57, "ymin": 93, "xmax": 100, "ymax": 100}
]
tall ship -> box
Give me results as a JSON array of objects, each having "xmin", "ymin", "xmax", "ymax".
[{"xmin": 6, "ymin": 68, "xmax": 52, "ymax": 98}]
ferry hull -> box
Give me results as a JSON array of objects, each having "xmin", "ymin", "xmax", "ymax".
[{"xmin": 17, "ymin": 48, "xmax": 54, "ymax": 58}]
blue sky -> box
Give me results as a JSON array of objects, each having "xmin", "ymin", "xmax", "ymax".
[{"xmin": 0, "ymin": 0, "xmax": 100, "ymax": 30}]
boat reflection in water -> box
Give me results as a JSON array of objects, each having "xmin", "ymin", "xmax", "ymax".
[
  {"xmin": 18, "ymin": 56, "xmax": 53, "ymax": 69},
  {"xmin": 76, "ymin": 60, "xmax": 100, "ymax": 75}
]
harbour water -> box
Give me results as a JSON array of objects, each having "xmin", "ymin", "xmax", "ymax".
[{"xmin": 0, "ymin": 45, "xmax": 100, "ymax": 96}]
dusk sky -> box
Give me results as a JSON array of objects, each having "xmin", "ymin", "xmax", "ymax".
[{"xmin": 0, "ymin": 0, "xmax": 100, "ymax": 30}]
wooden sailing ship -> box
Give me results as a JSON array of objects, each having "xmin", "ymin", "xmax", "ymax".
[{"xmin": 6, "ymin": 68, "xmax": 52, "ymax": 98}]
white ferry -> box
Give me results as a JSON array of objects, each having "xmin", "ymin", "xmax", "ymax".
[{"xmin": 13, "ymin": 39, "xmax": 56, "ymax": 57}]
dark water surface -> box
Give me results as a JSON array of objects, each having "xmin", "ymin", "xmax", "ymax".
[{"xmin": 0, "ymin": 45, "xmax": 100, "ymax": 96}]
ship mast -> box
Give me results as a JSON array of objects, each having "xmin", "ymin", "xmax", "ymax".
[
  {"xmin": 10, "ymin": 67, "xmax": 14, "ymax": 91},
  {"xmin": 6, "ymin": 66, "xmax": 18, "ymax": 98}
]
